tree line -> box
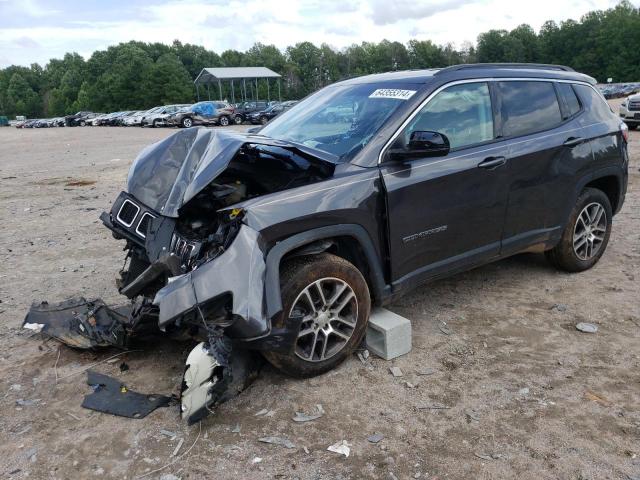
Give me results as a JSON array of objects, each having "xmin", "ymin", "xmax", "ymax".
[{"xmin": 1, "ymin": 1, "xmax": 638, "ymax": 119}]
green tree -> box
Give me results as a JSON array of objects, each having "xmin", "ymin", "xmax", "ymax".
[
  {"xmin": 146, "ymin": 53, "xmax": 194, "ymax": 105},
  {"xmin": 6, "ymin": 73, "xmax": 41, "ymax": 117}
]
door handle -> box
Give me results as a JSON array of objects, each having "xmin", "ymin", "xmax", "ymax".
[
  {"xmin": 563, "ymin": 137, "xmax": 584, "ymax": 147},
  {"xmin": 477, "ymin": 156, "xmax": 506, "ymax": 170}
]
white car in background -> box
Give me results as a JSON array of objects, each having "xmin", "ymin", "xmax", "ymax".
[
  {"xmin": 141, "ymin": 104, "xmax": 191, "ymax": 127},
  {"xmin": 620, "ymin": 93, "xmax": 640, "ymax": 130},
  {"xmin": 122, "ymin": 111, "xmax": 146, "ymax": 126}
]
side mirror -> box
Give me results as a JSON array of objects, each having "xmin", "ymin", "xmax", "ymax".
[{"xmin": 388, "ymin": 131, "xmax": 450, "ymax": 161}]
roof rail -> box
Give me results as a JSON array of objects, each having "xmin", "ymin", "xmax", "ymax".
[{"xmin": 435, "ymin": 63, "xmax": 575, "ymax": 75}]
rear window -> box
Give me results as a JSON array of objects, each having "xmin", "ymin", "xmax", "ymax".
[
  {"xmin": 498, "ymin": 81, "xmax": 562, "ymax": 137},
  {"xmin": 557, "ymin": 83, "xmax": 581, "ymax": 118},
  {"xmin": 573, "ymin": 84, "xmax": 614, "ymax": 121}
]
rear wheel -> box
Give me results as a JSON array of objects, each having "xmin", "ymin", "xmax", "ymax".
[
  {"xmin": 260, "ymin": 116, "xmax": 268, "ymax": 125},
  {"xmin": 263, "ymin": 253, "xmax": 371, "ymax": 378},
  {"xmin": 546, "ymin": 188, "xmax": 612, "ymax": 272},
  {"xmin": 234, "ymin": 115, "xmax": 244, "ymax": 125},
  {"xmin": 219, "ymin": 115, "xmax": 230, "ymax": 127}
]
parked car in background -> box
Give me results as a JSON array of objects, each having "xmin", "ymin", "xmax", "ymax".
[
  {"xmin": 65, "ymin": 111, "xmax": 93, "ymax": 126},
  {"xmin": 115, "ymin": 111, "xmax": 141, "ymax": 126},
  {"xmin": 165, "ymin": 101, "xmax": 235, "ymax": 128},
  {"xmin": 233, "ymin": 101, "xmax": 268, "ymax": 124},
  {"xmin": 247, "ymin": 100, "xmax": 298, "ymax": 125},
  {"xmin": 141, "ymin": 104, "xmax": 191, "ymax": 127},
  {"xmin": 122, "ymin": 111, "xmax": 146, "ymax": 127},
  {"xmin": 104, "ymin": 111, "xmax": 131, "ymax": 126},
  {"xmin": 620, "ymin": 93, "xmax": 640, "ymax": 130}
]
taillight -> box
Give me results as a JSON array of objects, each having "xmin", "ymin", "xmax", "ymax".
[{"xmin": 621, "ymin": 122, "xmax": 629, "ymax": 143}]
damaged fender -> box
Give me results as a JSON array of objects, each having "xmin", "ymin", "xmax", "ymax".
[{"xmin": 153, "ymin": 224, "xmax": 267, "ymax": 337}]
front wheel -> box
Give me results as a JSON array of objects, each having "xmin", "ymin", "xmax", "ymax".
[
  {"xmin": 263, "ymin": 253, "xmax": 371, "ymax": 378},
  {"xmin": 181, "ymin": 117, "xmax": 193, "ymax": 128},
  {"xmin": 546, "ymin": 188, "xmax": 612, "ymax": 272},
  {"xmin": 234, "ymin": 114, "xmax": 244, "ymax": 125},
  {"xmin": 260, "ymin": 116, "xmax": 268, "ymax": 125}
]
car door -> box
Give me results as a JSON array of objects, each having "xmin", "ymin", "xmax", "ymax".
[
  {"xmin": 497, "ymin": 80, "xmax": 593, "ymax": 256},
  {"xmin": 381, "ymin": 81, "xmax": 510, "ymax": 288}
]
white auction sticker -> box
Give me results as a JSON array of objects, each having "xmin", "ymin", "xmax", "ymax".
[{"xmin": 369, "ymin": 88, "xmax": 417, "ymax": 100}]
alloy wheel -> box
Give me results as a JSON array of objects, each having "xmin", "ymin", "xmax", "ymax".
[
  {"xmin": 220, "ymin": 116, "xmax": 229, "ymax": 126},
  {"xmin": 183, "ymin": 118, "xmax": 192, "ymax": 128},
  {"xmin": 291, "ymin": 277, "xmax": 358, "ymax": 362},
  {"xmin": 573, "ymin": 202, "xmax": 607, "ymax": 260}
]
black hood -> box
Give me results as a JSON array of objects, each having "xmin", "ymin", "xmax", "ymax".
[{"xmin": 127, "ymin": 128, "xmax": 339, "ymax": 218}]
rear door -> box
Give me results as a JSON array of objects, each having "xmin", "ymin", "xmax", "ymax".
[
  {"xmin": 381, "ymin": 81, "xmax": 510, "ymax": 288},
  {"xmin": 498, "ymin": 80, "xmax": 593, "ymax": 255}
]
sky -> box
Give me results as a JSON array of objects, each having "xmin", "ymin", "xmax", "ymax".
[{"xmin": 0, "ymin": 0, "xmax": 636, "ymax": 68}]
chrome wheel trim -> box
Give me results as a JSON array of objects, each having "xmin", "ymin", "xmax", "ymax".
[
  {"xmin": 183, "ymin": 118, "xmax": 192, "ymax": 128},
  {"xmin": 291, "ymin": 277, "xmax": 358, "ymax": 363},
  {"xmin": 573, "ymin": 202, "xmax": 607, "ymax": 261}
]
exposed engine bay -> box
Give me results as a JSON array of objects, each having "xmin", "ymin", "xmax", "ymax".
[{"xmin": 24, "ymin": 129, "xmax": 337, "ymax": 423}]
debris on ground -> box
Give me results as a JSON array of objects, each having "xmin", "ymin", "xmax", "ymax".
[
  {"xmin": 416, "ymin": 368, "xmax": 436, "ymax": 376},
  {"xmin": 22, "ymin": 297, "xmax": 130, "ymax": 348},
  {"xmin": 439, "ymin": 321, "xmax": 452, "ymax": 335},
  {"xmin": 160, "ymin": 430, "xmax": 177, "ymax": 440},
  {"xmin": 465, "ymin": 410, "xmax": 481, "ymax": 422},
  {"xmin": 16, "ymin": 399, "xmax": 41, "ymax": 407},
  {"xmin": 231, "ymin": 424, "xmax": 241, "ymax": 433},
  {"xmin": 389, "ymin": 366, "xmax": 403, "ymax": 377},
  {"xmin": 367, "ymin": 433, "xmax": 384, "ymax": 443},
  {"xmin": 258, "ymin": 436, "xmax": 295, "ymax": 449},
  {"xmin": 416, "ymin": 403, "xmax": 450, "ymax": 410},
  {"xmin": 119, "ymin": 362, "xmax": 129, "ymax": 372},
  {"xmin": 327, "ymin": 440, "xmax": 351, "ymax": 457},
  {"xmin": 171, "ymin": 438, "xmax": 184, "ymax": 457},
  {"xmin": 550, "ymin": 303, "xmax": 568, "ymax": 312},
  {"xmin": 81, "ymin": 370, "xmax": 173, "ymax": 418},
  {"xmin": 584, "ymin": 390, "xmax": 612, "ymax": 406},
  {"xmin": 293, "ymin": 404, "xmax": 324, "ymax": 422},
  {"xmin": 474, "ymin": 452, "xmax": 495, "ymax": 461},
  {"xmin": 518, "ymin": 387, "xmax": 530, "ymax": 396},
  {"xmin": 255, "ymin": 408, "xmax": 270, "ymax": 416},
  {"xmin": 252, "ymin": 457, "xmax": 262, "ymax": 464},
  {"xmin": 576, "ymin": 322, "xmax": 598, "ymax": 333}
]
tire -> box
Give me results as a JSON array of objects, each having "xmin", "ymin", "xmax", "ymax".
[
  {"xmin": 219, "ymin": 115, "xmax": 230, "ymax": 127},
  {"xmin": 545, "ymin": 187, "xmax": 612, "ymax": 272},
  {"xmin": 234, "ymin": 115, "xmax": 244, "ymax": 125},
  {"xmin": 181, "ymin": 117, "xmax": 193, "ymax": 128},
  {"xmin": 260, "ymin": 116, "xmax": 268, "ymax": 125},
  {"xmin": 152, "ymin": 119, "xmax": 159, "ymax": 128},
  {"xmin": 263, "ymin": 253, "xmax": 371, "ymax": 378},
  {"xmin": 79, "ymin": 120, "xmax": 86, "ymax": 127}
]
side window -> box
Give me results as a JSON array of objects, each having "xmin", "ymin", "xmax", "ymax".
[
  {"xmin": 498, "ymin": 81, "xmax": 562, "ymax": 137},
  {"xmin": 573, "ymin": 84, "xmax": 614, "ymax": 121},
  {"xmin": 403, "ymin": 82, "xmax": 494, "ymax": 150},
  {"xmin": 557, "ymin": 83, "xmax": 581, "ymax": 118}
]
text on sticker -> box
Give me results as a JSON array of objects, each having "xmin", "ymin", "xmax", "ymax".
[{"xmin": 369, "ymin": 89, "xmax": 417, "ymax": 100}]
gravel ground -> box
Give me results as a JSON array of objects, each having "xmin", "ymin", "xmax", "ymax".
[{"xmin": 0, "ymin": 109, "xmax": 638, "ymax": 480}]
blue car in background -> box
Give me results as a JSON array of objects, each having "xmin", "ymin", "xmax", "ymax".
[{"xmin": 165, "ymin": 101, "xmax": 236, "ymax": 128}]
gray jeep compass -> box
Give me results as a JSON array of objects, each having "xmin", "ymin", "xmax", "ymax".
[{"xmin": 27, "ymin": 63, "xmax": 629, "ymax": 423}]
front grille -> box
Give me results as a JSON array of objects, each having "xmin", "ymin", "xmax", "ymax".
[
  {"xmin": 170, "ymin": 233, "xmax": 199, "ymax": 267},
  {"xmin": 628, "ymin": 101, "xmax": 640, "ymax": 111},
  {"xmin": 135, "ymin": 212, "xmax": 155, "ymax": 238},
  {"xmin": 116, "ymin": 200, "xmax": 140, "ymax": 227}
]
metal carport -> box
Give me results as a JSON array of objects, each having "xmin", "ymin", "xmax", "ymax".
[{"xmin": 194, "ymin": 67, "xmax": 282, "ymax": 103}]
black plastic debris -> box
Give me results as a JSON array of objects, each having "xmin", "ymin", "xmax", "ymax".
[
  {"xmin": 23, "ymin": 297, "xmax": 131, "ymax": 349},
  {"xmin": 82, "ymin": 370, "xmax": 173, "ymax": 419}
]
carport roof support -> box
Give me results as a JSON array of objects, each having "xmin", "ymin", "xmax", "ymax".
[{"xmin": 194, "ymin": 67, "xmax": 281, "ymax": 84}]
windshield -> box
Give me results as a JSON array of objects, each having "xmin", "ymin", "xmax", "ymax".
[{"xmin": 260, "ymin": 83, "xmax": 418, "ymax": 161}]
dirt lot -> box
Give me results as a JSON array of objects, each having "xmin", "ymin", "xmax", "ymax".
[{"xmin": 0, "ymin": 111, "xmax": 638, "ymax": 480}]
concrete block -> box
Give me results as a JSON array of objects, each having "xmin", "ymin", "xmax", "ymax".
[{"xmin": 366, "ymin": 307, "xmax": 412, "ymax": 360}]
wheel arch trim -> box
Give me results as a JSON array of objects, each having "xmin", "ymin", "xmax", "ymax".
[{"xmin": 264, "ymin": 224, "xmax": 389, "ymax": 321}]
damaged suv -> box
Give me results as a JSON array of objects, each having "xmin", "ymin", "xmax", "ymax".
[{"xmin": 29, "ymin": 64, "xmax": 628, "ymax": 424}]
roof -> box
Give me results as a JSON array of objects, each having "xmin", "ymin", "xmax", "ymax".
[
  {"xmin": 194, "ymin": 67, "xmax": 281, "ymax": 84},
  {"xmin": 336, "ymin": 64, "xmax": 596, "ymax": 87}
]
